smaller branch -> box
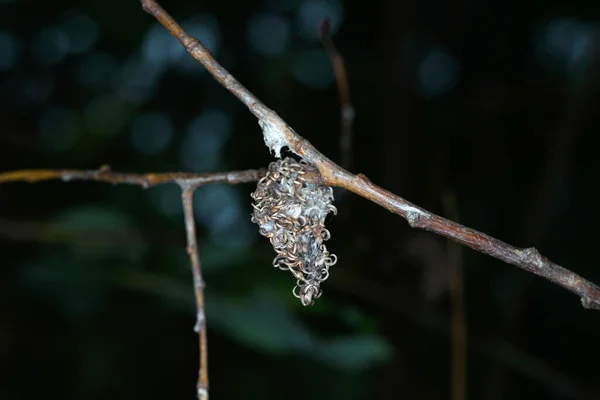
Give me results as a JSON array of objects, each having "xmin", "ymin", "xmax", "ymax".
[
  {"xmin": 0, "ymin": 165, "xmax": 264, "ymax": 188},
  {"xmin": 0, "ymin": 165, "xmax": 264, "ymax": 400},
  {"xmin": 320, "ymin": 18, "xmax": 355, "ymax": 169},
  {"xmin": 332, "ymin": 270, "xmax": 600, "ymax": 399},
  {"xmin": 443, "ymin": 193, "xmax": 467, "ymax": 400},
  {"xmin": 179, "ymin": 182, "xmax": 209, "ymax": 400},
  {"xmin": 0, "ymin": 165, "xmax": 265, "ymax": 400}
]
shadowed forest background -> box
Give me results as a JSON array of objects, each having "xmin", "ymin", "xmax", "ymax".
[{"xmin": 2, "ymin": 0, "xmax": 600, "ymax": 399}]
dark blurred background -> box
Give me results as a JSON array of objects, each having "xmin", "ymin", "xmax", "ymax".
[{"xmin": 2, "ymin": 0, "xmax": 600, "ymax": 399}]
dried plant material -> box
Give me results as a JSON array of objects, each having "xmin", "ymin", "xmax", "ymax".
[{"xmin": 251, "ymin": 158, "xmax": 337, "ymax": 306}]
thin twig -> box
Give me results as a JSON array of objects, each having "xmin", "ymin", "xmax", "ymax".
[
  {"xmin": 0, "ymin": 166, "xmax": 264, "ymax": 400},
  {"xmin": 140, "ymin": 0, "xmax": 600, "ymax": 310},
  {"xmin": 320, "ymin": 18, "xmax": 355, "ymax": 169},
  {"xmin": 0, "ymin": 166, "xmax": 265, "ymax": 400},
  {"xmin": 0, "ymin": 167, "xmax": 264, "ymax": 400},
  {"xmin": 179, "ymin": 182, "xmax": 209, "ymax": 400},
  {"xmin": 443, "ymin": 192, "xmax": 467, "ymax": 400},
  {"xmin": 0, "ymin": 165, "xmax": 264, "ymax": 188}
]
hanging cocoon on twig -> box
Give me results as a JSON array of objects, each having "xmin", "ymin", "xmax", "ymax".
[{"xmin": 251, "ymin": 158, "xmax": 337, "ymax": 306}]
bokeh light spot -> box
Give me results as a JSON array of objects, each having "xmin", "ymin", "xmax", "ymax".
[
  {"xmin": 417, "ymin": 50, "xmax": 459, "ymax": 98},
  {"xmin": 116, "ymin": 55, "xmax": 164, "ymax": 103},
  {"xmin": 180, "ymin": 109, "xmax": 232, "ymax": 171},
  {"xmin": 130, "ymin": 112, "xmax": 174, "ymax": 155},
  {"xmin": 31, "ymin": 27, "xmax": 70, "ymax": 65},
  {"xmin": 247, "ymin": 14, "xmax": 290, "ymax": 58},
  {"xmin": 0, "ymin": 31, "xmax": 19, "ymax": 71},
  {"xmin": 62, "ymin": 10, "xmax": 99, "ymax": 54},
  {"xmin": 78, "ymin": 52, "xmax": 118, "ymax": 88},
  {"xmin": 142, "ymin": 23, "xmax": 184, "ymax": 69},
  {"xmin": 292, "ymin": 49, "xmax": 334, "ymax": 88},
  {"xmin": 195, "ymin": 185, "xmax": 255, "ymax": 250},
  {"xmin": 537, "ymin": 18, "xmax": 592, "ymax": 73}
]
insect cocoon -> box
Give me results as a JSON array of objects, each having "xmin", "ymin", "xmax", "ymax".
[{"xmin": 251, "ymin": 158, "xmax": 337, "ymax": 305}]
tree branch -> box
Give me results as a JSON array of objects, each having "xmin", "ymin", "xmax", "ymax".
[
  {"xmin": 180, "ymin": 182, "xmax": 209, "ymax": 400},
  {"xmin": 320, "ymin": 18, "xmax": 355, "ymax": 170},
  {"xmin": 0, "ymin": 166, "xmax": 266, "ymax": 400},
  {"xmin": 140, "ymin": 0, "xmax": 600, "ymax": 310},
  {"xmin": 443, "ymin": 192, "xmax": 467, "ymax": 400},
  {"xmin": 0, "ymin": 165, "xmax": 264, "ymax": 188}
]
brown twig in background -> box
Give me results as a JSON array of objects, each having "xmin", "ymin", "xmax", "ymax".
[
  {"xmin": 320, "ymin": 18, "xmax": 355, "ymax": 169},
  {"xmin": 139, "ymin": 0, "xmax": 600, "ymax": 310},
  {"xmin": 484, "ymin": 32, "xmax": 600, "ymax": 400},
  {"xmin": 180, "ymin": 183, "xmax": 209, "ymax": 400},
  {"xmin": 0, "ymin": 165, "xmax": 263, "ymax": 188},
  {"xmin": 443, "ymin": 192, "xmax": 467, "ymax": 400},
  {"xmin": 331, "ymin": 269, "xmax": 600, "ymax": 399}
]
